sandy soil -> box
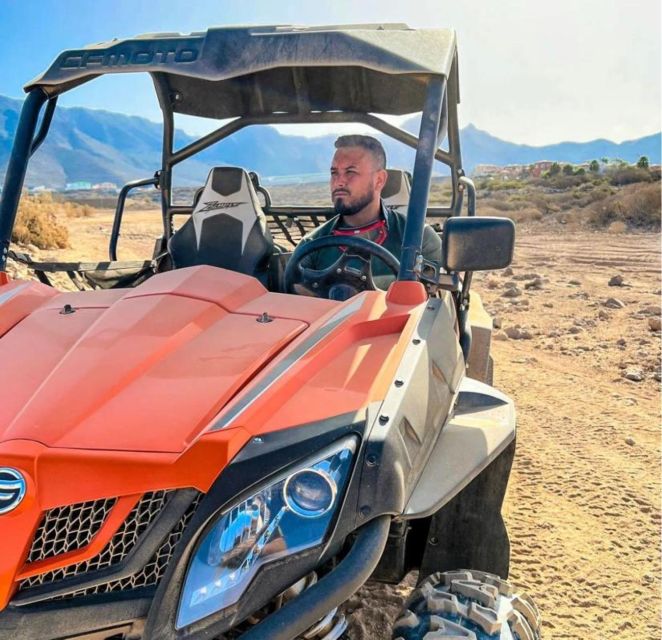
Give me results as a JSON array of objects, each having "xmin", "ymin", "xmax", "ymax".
[
  {"xmin": 346, "ymin": 230, "xmax": 661, "ymax": 640},
  {"xmin": 7, "ymin": 213, "xmax": 661, "ymax": 640}
]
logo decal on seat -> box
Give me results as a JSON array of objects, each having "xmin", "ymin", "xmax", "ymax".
[{"xmin": 198, "ymin": 201, "xmax": 245, "ymax": 213}]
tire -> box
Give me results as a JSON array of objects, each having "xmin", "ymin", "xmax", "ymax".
[{"xmin": 391, "ymin": 569, "xmax": 541, "ymax": 640}]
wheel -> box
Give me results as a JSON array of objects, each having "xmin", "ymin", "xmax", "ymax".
[{"xmin": 391, "ymin": 569, "xmax": 541, "ymax": 640}]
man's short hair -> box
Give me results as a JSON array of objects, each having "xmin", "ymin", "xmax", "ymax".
[{"xmin": 334, "ymin": 135, "xmax": 387, "ymax": 171}]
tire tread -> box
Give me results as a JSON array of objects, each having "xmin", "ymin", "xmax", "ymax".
[{"xmin": 391, "ymin": 570, "xmax": 541, "ymax": 640}]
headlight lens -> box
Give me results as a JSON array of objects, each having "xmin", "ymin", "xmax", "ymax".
[
  {"xmin": 283, "ymin": 469, "xmax": 336, "ymax": 518},
  {"xmin": 176, "ymin": 437, "xmax": 356, "ymax": 629}
]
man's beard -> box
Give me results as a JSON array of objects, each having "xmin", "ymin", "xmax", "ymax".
[{"xmin": 333, "ymin": 190, "xmax": 374, "ymax": 217}]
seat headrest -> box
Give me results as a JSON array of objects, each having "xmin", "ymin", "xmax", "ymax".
[
  {"xmin": 191, "ymin": 167, "xmax": 266, "ymax": 251},
  {"xmin": 193, "ymin": 167, "xmax": 263, "ymax": 210},
  {"xmin": 382, "ymin": 169, "xmax": 411, "ymax": 208}
]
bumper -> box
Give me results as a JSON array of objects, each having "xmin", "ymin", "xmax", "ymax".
[
  {"xmin": 0, "ymin": 593, "xmax": 151, "ymax": 640},
  {"xmin": 0, "ymin": 516, "xmax": 391, "ymax": 640}
]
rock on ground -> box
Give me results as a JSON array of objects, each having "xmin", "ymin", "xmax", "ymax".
[
  {"xmin": 623, "ymin": 367, "xmax": 645, "ymax": 382},
  {"xmin": 604, "ymin": 297, "xmax": 626, "ymax": 309}
]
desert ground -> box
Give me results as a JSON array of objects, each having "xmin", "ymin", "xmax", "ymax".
[
  {"xmin": 6, "ymin": 210, "xmax": 661, "ymax": 640},
  {"xmin": 345, "ymin": 229, "xmax": 661, "ymax": 640}
]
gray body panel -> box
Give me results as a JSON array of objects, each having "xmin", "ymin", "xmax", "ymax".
[
  {"xmin": 355, "ymin": 293, "xmax": 465, "ymax": 519},
  {"xmin": 466, "ymin": 292, "xmax": 494, "ymax": 383},
  {"xmin": 405, "ymin": 376, "xmax": 516, "ymax": 518}
]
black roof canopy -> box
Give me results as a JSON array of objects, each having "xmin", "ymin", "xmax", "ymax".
[{"xmin": 26, "ymin": 24, "xmax": 457, "ymax": 118}]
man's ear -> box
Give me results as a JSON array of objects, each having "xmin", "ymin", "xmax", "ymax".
[{"xmin": 375, "ymin": 169, "xmax": 388, "ymax": 193}]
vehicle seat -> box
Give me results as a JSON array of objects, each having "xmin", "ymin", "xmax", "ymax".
[
  {"xmin": 382, "ymin": 169, "xmax": 411, "ymax": 212},
  {"xmin": 169, "ymin": 167, "xmax": 274, "ymax": 279}
]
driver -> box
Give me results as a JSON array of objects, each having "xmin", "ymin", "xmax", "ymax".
[{"xmin": 297, "ymin": 135, "xmax": 442, "ymax": 291}]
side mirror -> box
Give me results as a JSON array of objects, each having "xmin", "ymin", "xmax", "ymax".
[{"xmin": 442, "ymin": 216, "xmax": 515, "ymax": 272}]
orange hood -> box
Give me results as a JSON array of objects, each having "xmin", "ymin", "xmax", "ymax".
[{"xmin": 0, "ymin": 268, "xmax": 338, "ymax": 453}]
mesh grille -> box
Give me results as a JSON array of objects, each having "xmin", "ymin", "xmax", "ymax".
[
  {"xmin": 26, "ymin": 498, "xmax": 117, "ymax": 564},
  {"xmin": 21, "ymin": 490, "xmax": 171, "ymax": 590},
  {"xmin": 67, "ymin": 492, "xmax": 202, "ymax": 598}
]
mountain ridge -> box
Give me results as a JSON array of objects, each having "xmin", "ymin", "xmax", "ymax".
[{"xmin": 0, "ymin": 95, "xmax": 659, "ymax": 189}]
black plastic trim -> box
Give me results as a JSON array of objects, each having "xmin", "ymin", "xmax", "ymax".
[
  {"xmin": 143, "ymin": 413, "xmax": 367, "ymax": 639},
  {"xmin": 0, "ymin": 591, "xmax": 152, "ymax": 640}
]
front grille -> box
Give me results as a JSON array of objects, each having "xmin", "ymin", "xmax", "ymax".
[
  {"xmin": 68, "ymin": 492, "xmax": 202, "ymax": 598},
  {"xmin": 26, "ymin": 497, "xmax": 117, "ymax": 564},
  {"xmin": 20, "ymin": 490, "xmax": 202, "ymax": 597}
]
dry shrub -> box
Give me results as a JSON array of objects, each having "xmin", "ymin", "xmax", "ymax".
[
  {"xmin": 477, "ymin": 205, "xmax": 509, "ymax": 217},
  {"xmin": 480, "ymin": 197, "xmax": 517, "ymax": 212},
  {"xmin": 511, "ymin": 208, "xmax": 543, "ymax": 223},
  {"xmin": 528, "ymin": 193, "xmax": 556, "ymax": 216},
  {"xmin": 543, "ymin": 174, "xmax": 591, "ymax": 189},
  {"xmin": 561, "ymin": 207, "xmax": 591, "ymax": 226},
  {"xmin": 12, "ymin": 194, "xmax": 69, "ymax": 249},
  {"xmin": 607, "ymin": 220, "xmax": 627, "ymax": 234},
  {"xmin": 585, "ymin": 184, "xmax": 614, "ymax": 204},
  {"xmin": 552, "ymin": 191, "xmax": 579, "ymax": 210},
  {"xmin": 63, "ymin": 202, "xmax": 94, "ymax": 218},
  {"xmin": 608, "ymin": 166, "xmax": 653, "ymax": 186},
  {"xmin": 589, "ymin": 182, "xmax": 661, "ymax": 229}
]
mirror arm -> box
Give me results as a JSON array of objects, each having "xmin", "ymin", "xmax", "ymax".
[
  {"xmin": 456, "ymin": 176, "xmax": 477, "ymax": 361},
  {"xmin": 457, "ymin": 253, "xmax": 474, "ymax": 359},
  {"xmin": 109, "ymin": 174, "xmax": 160, "ymax": 261}
]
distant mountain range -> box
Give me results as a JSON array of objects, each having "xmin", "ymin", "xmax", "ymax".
[{"xmin": 0, "ymin": 94, "xmax": 659, "ymax": 189}]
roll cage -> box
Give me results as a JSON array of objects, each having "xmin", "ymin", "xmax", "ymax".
[{"xmin": 0, "ymin": 24, "xmax": 476, "ymax": 283}]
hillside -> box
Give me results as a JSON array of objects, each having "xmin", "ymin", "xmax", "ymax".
[{"xmin": 0, "ymin": 94, "xmax": 659, "ymax": 189}]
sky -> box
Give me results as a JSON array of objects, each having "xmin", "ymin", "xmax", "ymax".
[{"xmin": 0, "ymin": 0, "xmax": 659, "ymax": 146}]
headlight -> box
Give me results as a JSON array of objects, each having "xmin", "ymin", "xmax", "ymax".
[{"xmin": 176, "ymin": 437, "xmax": 357, "ymax": 629}]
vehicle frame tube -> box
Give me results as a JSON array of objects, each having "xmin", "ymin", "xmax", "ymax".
[
  {"xmin": 0, "ymin": 89, "xmax": 48, "ymax": 271},
  {"xmin": 398, "ymin": 76, "xmax": 446, "ymax": 281},
  {"xmin": 239, "ymin": 515, "xmax": 390, "ymax": 640}
]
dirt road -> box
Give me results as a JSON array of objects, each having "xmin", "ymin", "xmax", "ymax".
[
  {"xmin": 347, "ymin": 230, "xmax": 661, "ymax": 639},
  {"xmin": 8, "ymin": 216, "xmax": 661, "ymax": 639}
]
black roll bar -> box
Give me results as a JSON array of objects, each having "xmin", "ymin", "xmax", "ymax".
[
  {"xmin": 30, "ymin": 97, "xmax": 57, "ymax": 156},
  {"xmin": 152, "ymin": 60, "xmax": 464, "ymax": 241},
  {"xmin": 2, "ymin": 58, "xmax": 465, "ymax": 273},
  {"xmin": 153, "ymin": 73, "xmax": 175, "ymax": 239},
  {"xmin": 0, "ymin": 89, "xmax": 49, "ymax": 272},
  {"xmin": 109, "ymin": 175, "xmax": 160, "ymax": 261},
  {"xmin": 398, "ymin": 76, "xmax": 446, "ymax": 281},
  {"xmin": 169, "ymin": 112, "xmax": 455, "ymax": 168}
]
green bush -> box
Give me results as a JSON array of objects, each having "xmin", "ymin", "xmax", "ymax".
[{"xmin": 547, "ymin": 162, "xmax": 561, "ymax": 177}]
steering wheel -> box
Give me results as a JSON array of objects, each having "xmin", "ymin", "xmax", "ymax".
[{"xmin": 284, "ymin": 235, "xmax": 400, "ymax": 300}]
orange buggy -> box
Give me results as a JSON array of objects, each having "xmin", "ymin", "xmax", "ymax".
[{"xmin": 0, "ymin": 25, "xmax": 540, "ymax": 640}]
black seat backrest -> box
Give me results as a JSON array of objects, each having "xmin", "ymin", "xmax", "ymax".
[
  {"xmin": 169, "ymin": 167, "xmax": 274, "ymax": 277},
  {"xmin": 382, "ymin": 169, "xmax": 411, "ymax": 212}
]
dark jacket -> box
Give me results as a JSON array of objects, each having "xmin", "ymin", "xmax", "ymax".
[{"xmin": 298, "ymin": 202, "xmax": 442, "ymax": 285}]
